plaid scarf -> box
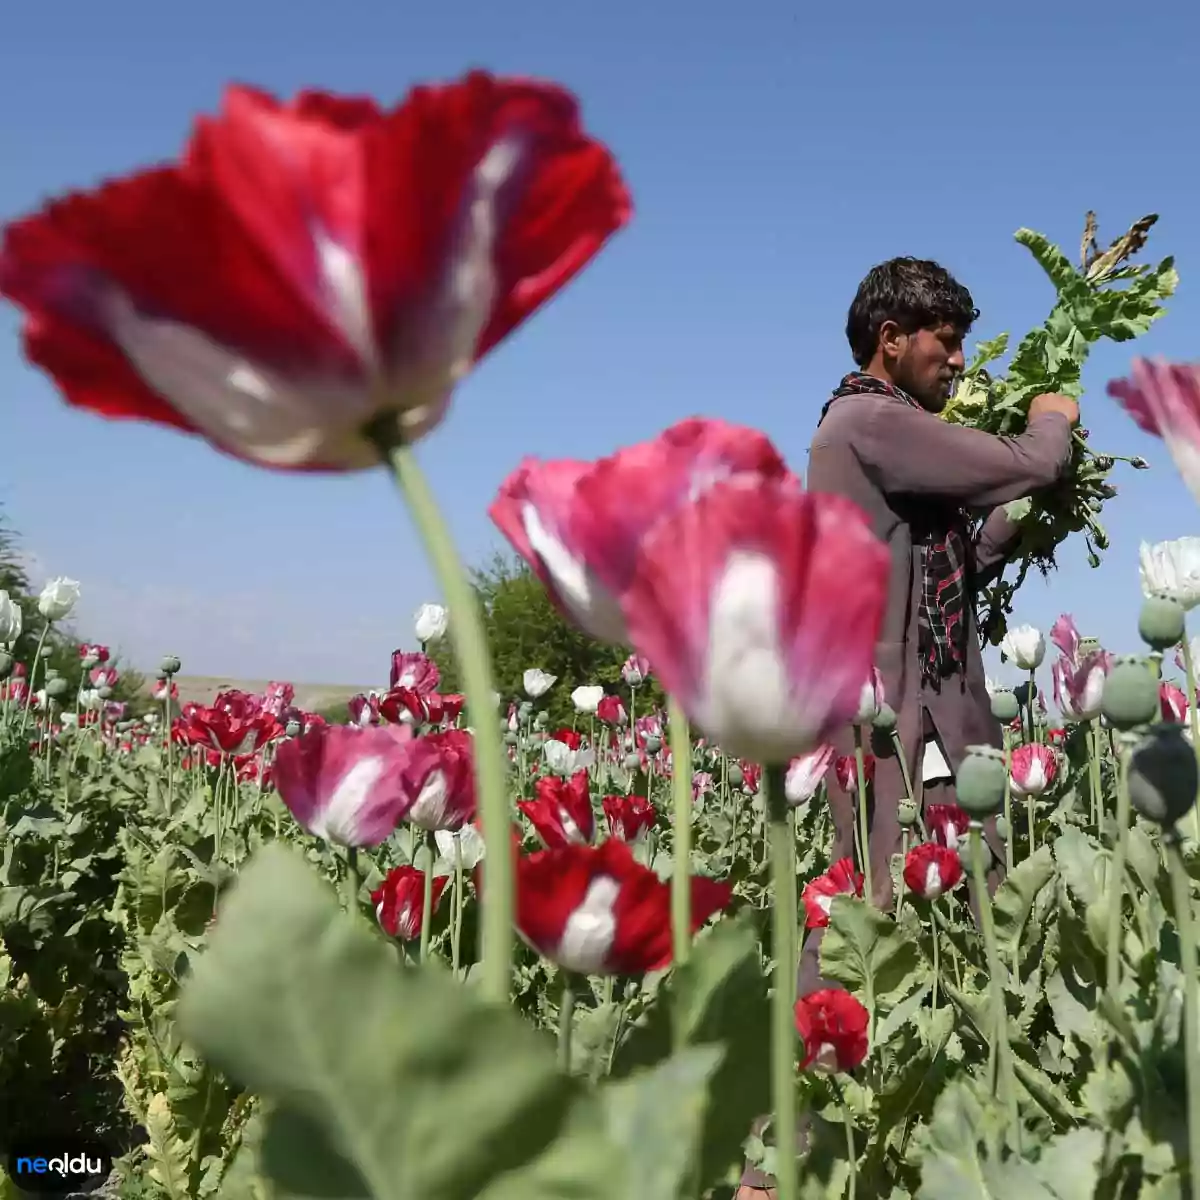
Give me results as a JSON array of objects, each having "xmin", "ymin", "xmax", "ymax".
[{"xmin": 819, "ymin": 372, "xmax": 971, "ymax": 687}]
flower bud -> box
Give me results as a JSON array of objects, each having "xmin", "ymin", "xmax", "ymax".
[
  {"xmin": 897, "ymin": 796, "xmax": 919, "ymax": 827},
  {"xmin": 160, "ymin": 655, "xmax": 182, "ymax": 675},
  {"xmin": 727, "ymin": 764, "xmax": 744, "ymax": 788},
  {"xmin": 81, "ymin": 653, "xmax": 98, "ymax": 670},
  {"xmin": 38, "ymin": 645, "xmax": 52, "ymax": 659},
  {"xmin": 1131, "ymin": 456, "xmax": 1150, "ymax": 470},
  {"xmin": 1094, "ymin": 455, "xmax": 1115, "ymax": 472},
  {"xmin": 44, "ymin": 677, "xmax": 68, "ymax": 698},
  {"xmin": 956, "ymin": 745, "xmax": 1007, "ymax": 817},
  {"xmin": 1101, "ymin": 657, "xmax": 1161, "ymax": 730},
  {"xmin": 872, "ymin": 703, "xmax": 897, "ymax": 732},
  {"xmin": 644, "ymin": 735, "xmax": 662, "ymax": 754},
  {"xmin": 991, "ymin": 689, "xmax": 1019, "ymax": 722},
  {"xmin": 1126, "ymin": 725, "xmax": 1198, "ymax": 828},
  {"xmin": 1139, "ymin": 595, "xmax": 1187, "ymax": 651}
]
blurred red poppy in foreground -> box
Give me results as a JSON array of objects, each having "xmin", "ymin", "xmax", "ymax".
[
  {"xmin": 0, "ymin": 72, "xmax": 630, "ymax": 469},
  {"xmin": 515, "ymin": 839, "xmax": 730, "ymax": 975},
  {"xmin": 1109, "ymin": 360, "xmax": 1200, "ymax": 503}
]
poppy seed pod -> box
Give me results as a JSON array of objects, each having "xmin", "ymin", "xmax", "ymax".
[
  {"xmin": 1102, "ymin": 657, "xmax": 1161, "ymax": 730},
  {"xmin": 1078, "ymin": 636, "xmax": 1102, "ymax": 657},
  {"xmin": 504, "ymin": 731, "xmax": 519, "ymax": 746},
  {"xmin": 872, "ymin": 702, "xmax": 897, "ymax": 732},
  {"xmin": 44, "ymin": 677, "xmax": 68, "ymax": 698},
  {"xmin": 1139, "ymin": 594, "xmax": 1187, "ymax": 652},
  {"xmin": 990, "ymin": 689, "xmax": 1019, "ymax": 723},
  {"xmin": 727, "ymin": 765, "xmax": 744, "ymax": 787},
  {"xmin": 624, "ymin": 752, "xmax": 641, "ymax": 770},
  {"xmin": 995, "ymin": 814, "xmax": 1010, "ymax": 842},
  {"xmin": 955, "ymin": 745, "xmax": 1007, "ymax": 817},
  {"xmin": 644, "ymin": 735, "xmax": 662, "ymax": 754},
  {"xmin": 1127, "ymin": 724, "xmax": 1199, "ymax": 828},
  {"xmin": 285, "ymin": 719, "xmax": 302, "ymax": 738},
  {"xmin": 96, "ymin": 685, "xmax": 113, "ymax": 700},
  {"xmin": 160, "ymin": 655, "xmax": 181, "ymax": 675},
  {"xmin": 897, "ymin": 796, "xmax": 919, "ymax": 827},
  {"xmin": 0, "ymin": 651, "xmax": 11, "ymax": 680}
]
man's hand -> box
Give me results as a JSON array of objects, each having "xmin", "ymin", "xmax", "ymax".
[{"xmin": 1029, "ymin": 392, "xmax": 1080, "ymax": 426}]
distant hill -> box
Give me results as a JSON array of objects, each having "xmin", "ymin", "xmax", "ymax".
[{"xmin": 144, "ymin": 675, "xmax": 380, "ymax": 714}]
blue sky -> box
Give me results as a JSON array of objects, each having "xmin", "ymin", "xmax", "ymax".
[{"xmin": 0, "ymin": 0, "xmax": 1197, "ymax": 692}]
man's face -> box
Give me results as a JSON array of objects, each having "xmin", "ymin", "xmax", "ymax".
[{"xmin": 890, "ymin": 323, "xmax": 965, "ymax": 412}]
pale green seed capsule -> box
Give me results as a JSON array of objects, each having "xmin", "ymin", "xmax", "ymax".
[
  {"xmin": 991, "ymin": 689, "xmax": 1019, "ymax": 723},
  {"xmin": 1127, "ymin": 724, "xmax": 1198, "ymax": 828},
  {"xmin": 1101, "ymin": 657, "xmax": 1161, "ymax": 731},
  {"xmin": 1139, "ymin": 594, "xmax": 1187, "ymax": 652},
  {"xmin": 897, "ymin": 796, "xmax": 919, "ymax": 827},
  {"xmin": 955, "ymin": 745, "xmax": 1007, "ymax": 817},
  {"xmin": 872, "ymin": 703, "xmax": 897, "ymax": 732}
]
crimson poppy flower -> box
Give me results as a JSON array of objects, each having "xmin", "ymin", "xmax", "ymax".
[
  {"xmin": 0, "ymin": 74, "xmax": 630, "ymax": 470},
  {"xmin": 273, "ymin": 723, "xmax": 416, "ymax": 846},
  {"xmin": 516, "ymin": 839, "xmax": 731, "ymax": 975},
  {"xmin": 400, "ymin": 728, "xmax": 477, "ymax": 831},
  {"xmin": 389, "ymin": 651, "xmax": 440, "ymax": 695},
  {"xmin": 620, "ymin": 474, "xmax": 888, "ymax": 763},
  {"xmin": 601, "ymin": 794, "xmax": 656, "ymax": 843},
  {"xmin": 1161, "ymin": 681, "xmax": 1190, "ymax": 724},
  {"xmin": 925, "ymin": 803, "xmax": 970, "ymax": 850},
  {"xmin": 785, "ymin": 744, "xmax": 835, "ymax": 805},
  {"xmin": 596, "ymin": 694, "xmax": 627, "ymax": 727},
  {"xmin": 549, "ymin": 728, "xmax": 583, "ymax": 750},
  {"xmin": 80, "ymin": 643, "xmax": 110, "ymax": 663},
  {"xmin": 1109, "ymin": 361, "xmax": 1200, "ymax": 504},
  {"xmin": 379, "ymin": 686, "xmax": 428, "ymax": 726},
  {"xmin": 802, "ymin": 858, "xmax": 864, "ymax": 929},
  {"xmin": 902, "ymin": 843, "xmax": 963, "ymax": 900},
  {"xmin": 372, "ymin": 866, "xmax": 449, "ymax": 940},
  {"xmin": 794, "ymin": 989, "xmax": 869, "ymax": 1072},
  {"xmin": 834, "ymin": 752, "xmax": 875, "ymax": 792},
  {"xmin": 518, "ymin": 771, "xmax": 594, "ymax": 847},
  {"xmin": 1009, "ymin": 743, "xmax": 1057, "ymax": 798},
  {"xmin": 177, "ymin": 689, "xmax": 281, "ymax": 755}
]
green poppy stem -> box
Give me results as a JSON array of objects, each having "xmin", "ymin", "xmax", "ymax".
[
  {"xmin": 853, "ymin": 726, "xmax": 873, "ymax": 904},
  {"xmin": 766, "ymin": 763, "xmax": 797, "ymax": 1200},
  {"xmin": 558, "ymin": 974, "xmax": 577, "ymax": 1073},
  {"xmin": 1087, "ymin": 721, "xmax": 1102, "ymax": 830},
  {"xmin": 343, "ymin": 846, "xmax": 360, "ymax": 916},
  {"xmin": 969, "ymin": 824, "xmax": 1020, "ymax": 1149},
  {"xmin": 1179, "ymin": 634, "xmax": 1200, "ymax": 846},
  {"xmin": 1164, "ymin": 833, "xmax": 1200, "ymax": 1200},
  {"xmin": 1105, "ymin": 742, "xmax": 1133, "ymax": 999},
  {"xmin": 377, "ymin": 437, "xmax": 513, "ymax": 1005},
  {"xmin": 668, "ymin": 698, "xmax": 693, "ymax": 974},
  {"xmin": 420, "ymin": 831, "xmax": 436, "ymax": 962},
  {"xmin": 1002, "ymin": 731, "xmax": 1014, "ymax": 872}
]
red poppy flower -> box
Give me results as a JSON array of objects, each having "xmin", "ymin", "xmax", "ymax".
[
  {"xmin": 834, "ymin": 753, "xmax": 875, "ymax": 792},
  {"xmin": 0, "ymin": 74, "xmax": 630, "ymax": 470},
  {"xmin": 371, "ymin": 865, "xmax": 449, "ymax": 940},
  {"xmin": 601, "ymin": 794, "xmax": 656, "ymax": 843},
  {"xmin": 802, "ymin": 857, "xmax": 864, "ymax": 929},
  {"xmin": 596, "ymin": 694, "xmax": 627, "ymax": 727},
  {"xmin": 902, "ymin": 843, "xmax": 963, "ymax": 900},
  {"xmin": 400, "ymin": 728, "xmax": 477, "ymax": 831},
  {"xmin": 925, "ymin": 803, "xmax": 970, "ymax": 850},
  {"xmin": 1009, "ymin": 743, "xmax": 1058, "ymax": 798},
  {"xmin": 549, "ymin": 727, "xmax": 583, "ymax": 750},
  {"xmin": 176, "ymin": 689, "xmax": 281, "ymax": 755},
  {"xmin": 389, "ymin": 651, "xmax": 440, "ymax": 695},
  {"xmin": 379, "ymin": 686, "xmax": 427, "ymax": 726},
  {"xmin": 794, "ymin": 989, "xmax": 869, "ymax": 1072},
  {"xmin": 1109, "ymin": 361, "xmax": 1200, "ymax": 504},
  {"xmin": 518, "ymin": 771, "xmax": 595, "ymax": 847},
  {"xmin": 516, "ymin": 839, "xmax": 731, "ymax": 975},
  {"xmin": 1161, "ymin": 681, "xmax": 1190, "ymax": 724}
]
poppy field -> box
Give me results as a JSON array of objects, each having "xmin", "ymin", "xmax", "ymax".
[{"xmin": 2, "ymin": 69, "xmax": 1200, "ymax": 1200}]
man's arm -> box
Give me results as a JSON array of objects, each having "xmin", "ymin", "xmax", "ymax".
[
  {"xmin": 854, "ymin": 403, "xmax": 1073, "ymax": 508},
  {"xmin": 973, "ymin": 507, "xmax": 1021, "ymax": 588}
]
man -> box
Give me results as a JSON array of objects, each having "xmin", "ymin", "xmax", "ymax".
[{"xmin": 737, "ymin": 257, "xmax": 1077, "ymax": 1198}]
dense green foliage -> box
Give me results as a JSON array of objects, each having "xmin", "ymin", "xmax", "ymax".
[{"xmin": 429, "ymin": 553, "xmax": 666, "ymax": 726}]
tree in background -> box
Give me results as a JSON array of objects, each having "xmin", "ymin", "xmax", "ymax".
[
  {"xmin": 0, "ymin": 505, "xmax": 145, "ymax": 708},
  {"xmin": 429, "ymin": 553, "xmax": 665, "ymax": 728}
]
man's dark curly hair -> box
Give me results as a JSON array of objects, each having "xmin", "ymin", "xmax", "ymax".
[{"xmin": 846, "ymin": 258, "xmax": 979, "ymax": 368}]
